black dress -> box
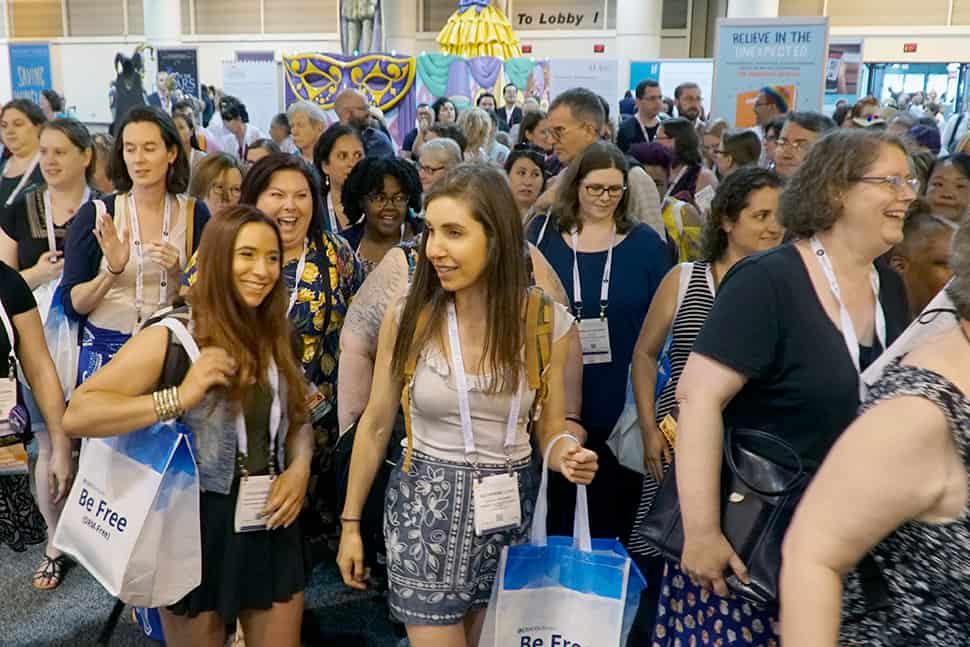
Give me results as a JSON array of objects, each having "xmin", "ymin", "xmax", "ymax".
[
  {"xmin": 169, "ymin": 384, "xmax": 304, "ymax": 624},
  {"xmin": 0, "ymin": 262, "xmax": 45, "ymax": 551},
  {"xmin": 0, "ymin": 185, "xmax": 101, "ymax": 270}
]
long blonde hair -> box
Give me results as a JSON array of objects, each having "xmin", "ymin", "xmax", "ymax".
[{"xmin": 458, "ymin": 107, "xmax": 493, "ymax": 158}]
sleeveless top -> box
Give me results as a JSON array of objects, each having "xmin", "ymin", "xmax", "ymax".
[
  {"xmin": 628, "ymin": 261, "xmax": 716, "ymax": 557},
  {"xmin": 840, "ymin": 360, "xmax": 970, "ymax": 646}
]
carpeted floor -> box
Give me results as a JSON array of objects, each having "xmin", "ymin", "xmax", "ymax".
[{"xmin": 0, "ymin": 541, "xmax": 403, "ymax": 647}]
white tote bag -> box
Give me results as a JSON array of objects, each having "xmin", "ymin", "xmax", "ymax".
[
  {"xmin": 53, "ymin": 318, "xmax": 202, "ymax": 607},
  {"xmin": 479, "ymin": 435, "xmax": 646, "ymax": 647}
]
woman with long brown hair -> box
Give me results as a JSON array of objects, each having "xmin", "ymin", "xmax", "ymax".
[
  {"xmin": 64, "ymin": 205, "xmax": 314, "ymax": 647},
  {"xmin": 337, "ymin": 163, "xmax": 598, "ymax": 647}
]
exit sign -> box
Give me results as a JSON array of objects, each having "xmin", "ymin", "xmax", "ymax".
[
  {"xmin": 521, "ymin": 44, "xmax": 533, "ymax": 53},
  {"xmin": 903, "ymin": 43, "xmax": 918, "ymax": 53},
  {"xmin": 593, "ymin": 43, "xmax": 605, "ymax": 53}
]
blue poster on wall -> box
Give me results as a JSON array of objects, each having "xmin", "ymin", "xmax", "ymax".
[
  {"xmin": 9, "ymin": 43, "xmax": 52, "ymax": 105},
  {"xmin": 711, "ymin": 17, "xmax": 829, "ymax": 128}
]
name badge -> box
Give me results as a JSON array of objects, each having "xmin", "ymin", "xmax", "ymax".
[
  {"xmin": 234, "ymin": 475, "xmax": 274, "ymax": 533},
  {"xmin": 0, "ymin": 378, "xmax": 17, "ymax": 422},
  {"xmin": 472, "ymin": 472, "xmax": 521, "ymax": 536},
  {"xmin": 578, "ymin": 317, "xmax": 612, "ymax": 365},
  {"xmin": 306, "ymin": 383, "xmax": 332, "ymax": 426}
]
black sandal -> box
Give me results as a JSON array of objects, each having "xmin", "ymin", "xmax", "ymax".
[{"xmin": 31, "ymin": 554, "xmax": 68, "ymax": 590}]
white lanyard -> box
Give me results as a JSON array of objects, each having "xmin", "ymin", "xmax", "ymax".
[
  {"xmin": 235, "ymin": 359, "xmax": 282, "ymax": 461},
  {"xmin": 638, "ymin": 117, "xmax": 655, "ymax": 142},
  {"xmin": 287, "ymin": 240, "xmax": 308, "ymax": 316},
  {"xmin": 0, "ymin": 299, "xmax": 16, "ymax": 377},
  {"xmin": 42, "ymin": 187, "xmax": 91, "ymax": 253},
  {"xmin": 570, "ymin": 225, "xmax": 615, "ymax": 320},
  {"xmin": 446, "ymin": 301, "xmax": 522, "ymax": 463},
  {"xmin": 665, "ymin": 166, "xmax": 687, "ymax": 199},
  {"xmin": 326, "ymin": 193, "xmax": 338, "ymax": 232},
  {"xmin": 128, "ymin": 193, "xmax": 173, "ymax": 324},
  {"xmin": 5, "ymin": 154, "xmax": 40, "ymax": 206},
  {"xmin": 810, "ymin": 236, "xmax": 886, "ymax": 398}
]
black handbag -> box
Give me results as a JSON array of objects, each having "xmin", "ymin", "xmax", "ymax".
[{"xmin": 635, "ymin": 427, "xmax": 809, "ymax": 605}]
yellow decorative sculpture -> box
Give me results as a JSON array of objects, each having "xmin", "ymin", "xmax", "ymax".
[{"xmin": 282, "ymin": 53, "xmax": 415, "ymax": 112}]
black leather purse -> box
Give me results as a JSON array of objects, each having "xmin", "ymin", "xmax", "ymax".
[{"xmin": 635, "ymin": 427, "xmax": 809, "ymax": 605}]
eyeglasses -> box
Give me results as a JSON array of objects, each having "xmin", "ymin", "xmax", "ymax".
[
  {"xmin": 854, "ymin": 175, "xmax": 920, "ymax": 193},
  {"xmin": 754, "ymin": 101, "xmax": 773, "ymax": 108},
  {"xmin": 583, "ymin": 184, "xmax": 626, "ymax": 198},
  {"xmin": 713, "ymin": 149, "xmax": 728, "ymax": 157},
  {"xmin": 419, "ymin": 163, "xmax": 445, "ymax": 175},
  {"xmin": 776, "ymin": 138, "xmax": 810, "ymax": 152},
  {"xmin": 209, "ymin": 184, "xmax": 241, "ymax": 200},
  {"xmin": 550, "ymin": 124, "xmax": 587, "ymax": 143},
  {"xmin": 366, "ymin": 192, "xmax": 409, "ymax": 207}
]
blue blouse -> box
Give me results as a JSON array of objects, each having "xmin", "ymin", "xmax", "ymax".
[{"xmin": 527, "ymin": 215, "xmax": 672, "ymax": 440}]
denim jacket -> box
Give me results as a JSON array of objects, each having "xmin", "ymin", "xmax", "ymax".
[{"xmin": 182, "ymin": 378, "xmax": 290, "ymax": 495}]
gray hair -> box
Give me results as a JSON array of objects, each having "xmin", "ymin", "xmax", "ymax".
[
  {"xmin": 287, "ymin": 100, "xmax": 327, "ymax": 125},
  {"xmin": 947, "ymin": 220, "xmax": 970, "ymax": 319},
  {"xmin": 420, "ymin": 137, "xmax": 462, "ymax": 168}
]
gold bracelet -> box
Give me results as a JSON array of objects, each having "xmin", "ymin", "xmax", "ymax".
[
  {"xmin": 152, "ymin": 390, "xmax": 165, "ymax": 421},
  {"xmin": 163, "ymin": 386, "xmax": 180, "ymax": 419},
  {"xmin": 169, "ymin": 386, "xmax": 184, "ymax": 418}
]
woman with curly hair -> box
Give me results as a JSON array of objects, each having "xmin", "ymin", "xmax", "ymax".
[
  {"xmin": 625, "ymin": 166, "xmax": 784, "ymax": 643},
  {"xmin": 661, "ymin": 129, "xmax": 912, "ymax": 646},
  {"xmin": 340, "ymin": 156, "xmax": 422, "ymax": 276}
]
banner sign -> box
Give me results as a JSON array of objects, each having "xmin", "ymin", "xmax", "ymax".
[
  {"xmin": 549, "ymin": 58, "xmax": 618, "ymax": 104},
  {"xmin": 825, "ymin": 39, "xmax": 863, "ymax": 110},
  {"xmin": 9, "ymin": 43, "xmax": 52, "ymax": 105},
  {"xmin": 157, "ymin": 48, "xmax": 200, "ymax": 98},
  {"xmin": 711, "ymin": 17, "xmax": 829, "ymax": 127}
]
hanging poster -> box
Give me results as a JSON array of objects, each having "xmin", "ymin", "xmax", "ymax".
[
  {"xmin": 549, "ymin": 58, "xmax": 619, "ymax": 105},
  {"xmin": 825, "ymin": 39, "xmax": 864, "ymax": 112},
  {"xmin": 222, "ymin": 61, "xmax": 282, "ymax": 139},
  {"xmin": 711, "ymin": 17, "xmax": 829, "ymax": 128},
  {"xmin": 9, "ymin": 43, "xmax": 52, "ymax": 105},
  {"xmin": 157, "ymin": 48, "xmax": 200, "ymax": 98}
]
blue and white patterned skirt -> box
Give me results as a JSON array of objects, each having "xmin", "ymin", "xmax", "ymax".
[{"xmin": 383, "ymin": 449, "xmax": 538, "ymax": 626}]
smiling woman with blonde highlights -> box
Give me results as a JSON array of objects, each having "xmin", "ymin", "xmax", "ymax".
[
  {"xmin": 64, "ymin": 205, "xmax": 313, "ymax": 646},
  {"xmin": 338, "ymin": 162, "xmax": 597, "ymax": 647}
]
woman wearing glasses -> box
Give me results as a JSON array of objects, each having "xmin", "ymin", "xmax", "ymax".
[
  {"xmin": 188, "ymin": 153, "xmax": 244, "ymax": 217},
  {"xmin": 526, "ymin": 140, "xmax": 671, "ymax": 543},
  {"xmin": 662, "ymin": 129, "xmax": 911, "ymax": 647},
  {"xmin": 340, "ymin": 157, "xmax": 423, "ymax": 277},
  {"xmin": 417, "ymin": 138, "xmax": 462, "ymax": 194}
]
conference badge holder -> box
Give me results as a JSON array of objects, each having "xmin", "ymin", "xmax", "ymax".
[
  {"xmin": 473, "ymin": 470, "xmax": 522, "ymax": 537},
  {"xmin": 579, "ymin": 317, "xmax": 612, "ymax": 365}
]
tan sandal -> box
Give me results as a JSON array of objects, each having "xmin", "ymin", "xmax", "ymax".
[{"xmin": 31, "ymin": 554, "xmax": 68, "ymax": 590}]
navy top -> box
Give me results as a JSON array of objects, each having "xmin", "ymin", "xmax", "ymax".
[
  {"xmin": 693, "ymin": 244, "xmax": 909, "ymax": 464},
  {"xmin": 60, "ymin": 194, "xmax": 210, "ymax": 320},
  {"xmin": 527, "ymin": 215, "xmax": 672, "ymax": 442}
]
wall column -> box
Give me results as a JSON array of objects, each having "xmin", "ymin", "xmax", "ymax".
[
  {"xmin": 616, "ymin": 0, "xmax": 664, "ymax": 100},
  {"xmin": 383, "ymin": 0, "xmax": 419, "ymax": 56},
  {"xmin": 726, "ymin": 0, "xmax": 780, "ymax": 18}
]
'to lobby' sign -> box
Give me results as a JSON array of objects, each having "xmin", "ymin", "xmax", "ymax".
[{"xmin": 514, "ymin": 1, "xmax": 605, "ymax": 29}]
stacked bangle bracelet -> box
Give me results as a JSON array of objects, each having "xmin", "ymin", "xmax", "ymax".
[{"xmin": 153, "ymin": 386, "xmax": 184, "ymax": 421}]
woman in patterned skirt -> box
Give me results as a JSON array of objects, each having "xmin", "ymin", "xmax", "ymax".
[{"xmin": 623, "ymin": 167, "xmax": 785, "ymax": 645}]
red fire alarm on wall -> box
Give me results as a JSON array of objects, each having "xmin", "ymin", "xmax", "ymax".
[
  {"xmin": 521, "ymin": 44, "xmax": 533, "ymax": 53},
  {"xmin": 903, "ymin": 42, "xmax": 918, "ymax": 53},
  {"xmin": 593, "ymin": 43, "xmax": 605, "ymax": 53}
]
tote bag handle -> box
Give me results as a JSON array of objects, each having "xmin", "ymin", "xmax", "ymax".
[
  {"xmin": 153, "ymin": 317, "xmax": 201, "ymax": 362},
  {"xmin": 530, "ymin": 433, "xmax": 592, "ymax": 552}
]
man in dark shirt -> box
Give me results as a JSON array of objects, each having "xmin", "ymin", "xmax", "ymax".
[
  {"xmin": 495, "ymin": 83, "xmax": 523, "ymax": 133},
  {"xmin": 617, "ymin": 80, "xmax": 666, "ymax": 153}
]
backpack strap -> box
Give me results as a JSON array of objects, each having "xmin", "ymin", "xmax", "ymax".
[
  {"xmin": 400, "ymin": 306, "xmax": 431, "ymax": 472},
  {"xmin": 182, "ymin": 195, "xmax": 196, "ymax": 262},
  {"xmin": 536, "ymin": 214, "xmax": 551, "ymax": 247},
  {"xmin": 151, "ymin": 311, "xmax": 196, "ymax": 392},
  {"xmin": 525, "ymin": 286, "xmax": 554, "ymax": 425}
]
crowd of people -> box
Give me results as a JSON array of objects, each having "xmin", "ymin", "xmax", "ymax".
[{"xmin": 0, "ymin": 72, "xmax": 969, "ymax": 647}]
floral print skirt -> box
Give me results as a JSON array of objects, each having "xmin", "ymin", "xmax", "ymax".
[
  {"xmin": 383, "ymin": 449, "xmax": 538, "ymax": 626},
  {"xmin": 653, "ymin": 561, "xmax": 779, "ymax": 647}
]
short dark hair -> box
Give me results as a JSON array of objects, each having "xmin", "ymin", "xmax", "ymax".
[
  {"xmin": 785, "ymin": 111, "xmax": 837, "ymax": 135},
  {"xmin": 720, "ymin": 129, "xmax": 762, "ymax": 168},
  {"xmin": 241, "ymin": 153, "xmax": 326, "ymax": 248},
  {"xmin": 247, "ymin": 138, "xmax": 281, "ymax": 156},
  {"xmin": 660, "ymin": 118, "xmax": 702, "ymax": 166},
  {"xmin": 340, "ymin": 156, "xmax": 422, "ymax": 226},
  {"xmin": 550, "ymin": 141, "xmax": 635, "ymax": 234},
  {"xmin": 701, "ymin": 166, "xmax": 784, "ymax": 262},
  {"xmin": 41, "ymin": 89, "xmax": 64, "ymax": 113},
  {"xmin": 1, "ymin": 98, "xmax": 46, "ymax": 126},
  {"xmin": 110, "ymin": 106, "xmax": 190, "ymax": 194},
  {"xmin": 431, "ymin": 97, "xmax": 457, "ymax": 122},
  {"xmin": 780, "ymin": 129, "xmax": 910, "ymax": 237},
  {"xmin": 503, "ymin": 82, "xmax": 517, "ymax": 93},
  {"xmin": 220, "ymin": 96, "xmax": 249, "ymax": 123},
  {"xmin": 635, "ymin": 79, "xmax": 660, "ymax": 100},
  {"xmin": 172, "ymin": 99, "xmax": 196, "ymax": 116},
  {"xmin": 313, "ymin": 123, "xmax": 364, "ymax": 196},
  {"xmin": 476, "ymin": 92, "xmax": 497, "ymax": 107},
  {"xmin": 765, "ymin": 116, "xmax": 786, "ymax": 139},
  {"xmin": 674, "ymin": 82, "xmax": 700, "ymax": 100},
  {"xmin": 517, "ymin": 110, "xmax": 546, "ymax": 147},
  {"xmin": 42, "ymin": 118, "xmax": 95, "ymax": 183},
  {"xmin": 428, "ymin": 123, "xmax": 467, "ymax": 152},
  {"xmin": 832, "ymin": 104, "xmax": 851, "ymax": 127},
  {"xmin": 894, "ymin": 199, "xmax": 956, "ymax": 258},
  {"xmin": 549, "ymin": 88, "xmax": 606, "ymax": 130},
  {"xmin": 271, "ymin": 113, "xmax": 290, "ymax": 134}
]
